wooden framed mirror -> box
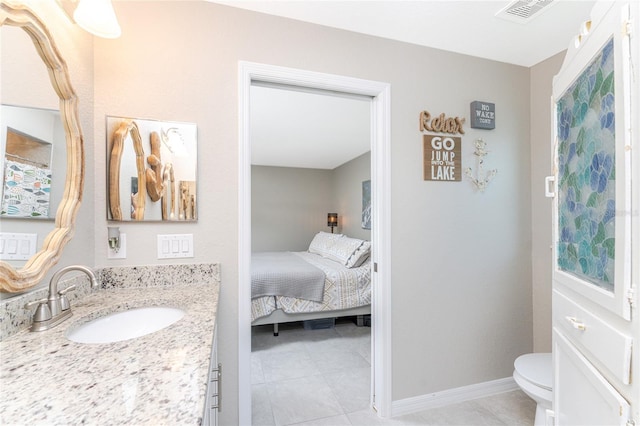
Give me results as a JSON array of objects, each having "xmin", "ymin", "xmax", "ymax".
[
  {"xmin": 106, "ymin": 116, "xmax": 197, "ymax": 222},
  {"xmin": 0, "ymin": 3, "xmax": 84, "ymax": 292},
  {"xmin": 108, "ymin": 120, "xmax": 146, "ymax": 220}
]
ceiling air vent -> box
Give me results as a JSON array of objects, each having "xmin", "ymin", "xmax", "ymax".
[{"xmin": 495, "ymin": 0, "xmax": 557, "ymax": 24}]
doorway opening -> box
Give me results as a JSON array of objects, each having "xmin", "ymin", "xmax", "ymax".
[{"xmin": 238, "ymin": 62, "xmax": 392, "ymax": 425}]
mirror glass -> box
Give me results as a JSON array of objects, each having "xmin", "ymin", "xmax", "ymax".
[
  {"xmin": 1, "ymin": 104, "xmax": 65, "ymax": 220},
  {"xmin": 106, "ymin": 116, "xmax": 197, "ymax": 221},
  {"xmin": 0, "ymin": 4, "xmax": 85, "ymax": 292},
  {"xmin": 0, "ymin": 25, "xmax": 60, "ymax": 269}
]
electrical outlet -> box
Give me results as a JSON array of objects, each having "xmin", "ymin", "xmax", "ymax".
[{"xmin": 107, "ymin": 233, "xmax": 126, "ymax": 259}]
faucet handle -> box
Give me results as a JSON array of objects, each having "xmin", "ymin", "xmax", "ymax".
[
  {"xmin": 25, "ymin": 298, "xmax": 48, "ymax": 308},
  {"xmin": 58, "ymin": 285, "xmax": 77, "ymax": 311},
  {"xmin": 24, "ymin": 299, "xmax": 52, "ymax": 322},
  {"xmin": 58, "ymin": 284, "xmax": 77, "ymax": 296}
]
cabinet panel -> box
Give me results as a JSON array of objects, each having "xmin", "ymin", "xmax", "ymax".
[
  {"xmin": 553, "ymin": 289, "xmax": 632, "ymax": 384},
  {"xmin": 553, "ymin": 330, "xmax": 630, "ymax": 425}
]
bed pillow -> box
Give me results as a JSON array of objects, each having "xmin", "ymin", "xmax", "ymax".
[
  {"xmin": 308, "ymin": 232, "xmax": 344, "ymax": 258},
  {"xmin": 345, "ymin": 240, "xmax": 371, "ymax": 268},
  {"xmin": 320, "ymin": 236, "xmax": 370, "ymax": 268}
]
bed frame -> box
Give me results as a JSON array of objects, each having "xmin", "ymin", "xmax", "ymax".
[{"xmin": 252, "ymin": 304, "xmax": 371, "ymax": 335}]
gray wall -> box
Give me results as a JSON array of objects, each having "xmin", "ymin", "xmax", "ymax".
[
  {"xmin": 252, "ymin": 166, "xmax": 333, "ymax": 252},
  {"xmin": 252, "ymin": 151, "xmax": 371, "ymax": 251},
  {"xmin": 333, "ymin": 151, "xmax": 372, "ymax": 240},
  {"xmin": 93, "ymin": 3, "xmax": 532, "ymax": 411},
  {"xmin": 2, "ymin": 1, "xmax": 569, "ymax": 423}
]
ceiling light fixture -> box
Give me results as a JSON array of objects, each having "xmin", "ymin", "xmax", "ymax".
[{"xmin": 73, "ymin": 0, "xmax": 121, "ymax": 39}]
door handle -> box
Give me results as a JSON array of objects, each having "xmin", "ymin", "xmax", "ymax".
[
  {"xmin": 545, "ymin": 176, "xmax": 555, "ymax": 198},
  {"xmin": 565, "ymin": 316, "xmax": 586, "ymax": 331}
]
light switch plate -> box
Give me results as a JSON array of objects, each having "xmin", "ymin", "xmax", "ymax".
[
  {"xmin": 157, "ymin": 234, "xmax": 194, "ymax": 259},
  {"xmin": 0, "ymin": 232, "xmax": 37, "ymax": 261},
  {"xmin": 107, "ymin": 233, "xmax": 127, "ymax": 259}
]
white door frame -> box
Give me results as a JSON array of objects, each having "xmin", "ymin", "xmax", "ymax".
[{"xmin": 238, "ymin": 61, "xmax": 392, "ymax": 424}]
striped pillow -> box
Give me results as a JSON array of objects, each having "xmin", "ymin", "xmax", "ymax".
[{"xmin": 345, "ymin": 239, "xmax": 371, "ymax": 268}]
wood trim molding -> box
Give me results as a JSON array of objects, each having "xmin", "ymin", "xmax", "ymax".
[
  {"xmin": 0, "ymin": 3, "xmax": 85, "ymax": 292},
  {"xmin": 391, "ymin": 377, "xmax": 518, "ymax": 417},
  {"xmin": 108, "ymin": 120, "xmax": 147, "ymax": 221}
]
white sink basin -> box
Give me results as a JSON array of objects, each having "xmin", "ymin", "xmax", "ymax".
[{"xmin": 66, "ymin": 306, "xmax": 185, "ymax": 344}]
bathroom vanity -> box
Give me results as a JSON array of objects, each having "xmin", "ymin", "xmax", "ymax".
[{"xmin": 0, "ymin": 279, "xmax": 220, "ymax": 424}]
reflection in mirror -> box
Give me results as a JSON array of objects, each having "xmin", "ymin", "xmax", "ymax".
[
  {"xmin": 108, "ymin": 119, "xmax": 146, "ymax": 220},
  {"xmin": 0, "ymin": 3, "xmax": 85, "ymax": 292},
  {"xmin": 107, "ymin": 116, "xmax": 197, "ymax": 222},
  {"xmin": 0, "ymin": 24, "xmax": 60, "ymax": 272},
  {"xmin": 1, "ymin": 105, "xmax": 65, "ymax": 219},
  {"xmin": 162, "ymin": 163, "xmax": 175, "ymax": 220}
]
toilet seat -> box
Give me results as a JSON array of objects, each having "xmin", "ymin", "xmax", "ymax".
[{"xmin": 514, "ymin": 353, "xmax": 552, "ymax": 391}]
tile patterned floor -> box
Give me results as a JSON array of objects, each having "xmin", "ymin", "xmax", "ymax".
[{"xmin": 251, "ymin": 318, "xmax": 535, "ymax": 426}]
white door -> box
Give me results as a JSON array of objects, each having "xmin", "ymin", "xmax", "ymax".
[{"xmin": 549, "ymin": 2, "xmax": 636, "ymax": 424}]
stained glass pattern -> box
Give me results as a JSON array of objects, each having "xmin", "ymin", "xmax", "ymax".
[{"xmin": 556, "ymin": 38, "xmax": 615, "ymax": 292}]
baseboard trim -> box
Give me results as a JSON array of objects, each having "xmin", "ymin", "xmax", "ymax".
[{"xmin": 391, "ymin": 377, "xmax": 518, "ymax": 417}]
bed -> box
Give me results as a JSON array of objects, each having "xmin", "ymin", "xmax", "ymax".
[{"xmin": 251, "ymin": 232, "xmax": 372, "ymax": 334}]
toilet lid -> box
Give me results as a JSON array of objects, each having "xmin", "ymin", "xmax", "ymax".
[{"xmin": 514, "ymin": 353, "xmax": 552, "ymax": 391}]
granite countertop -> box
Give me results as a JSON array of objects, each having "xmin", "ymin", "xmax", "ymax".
[{"xmin": 0, "ymin": 281, "xmax": 219, "ymax": 425}]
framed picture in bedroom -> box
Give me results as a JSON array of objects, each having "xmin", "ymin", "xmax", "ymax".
[{"xmin": 362, "ymin": 179, "xmax": 371, "ymax": 230}]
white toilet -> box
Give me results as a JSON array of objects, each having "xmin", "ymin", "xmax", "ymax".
[{"xmin": 513, "ymin": 353, "xmax": 553, "ymax": 426}]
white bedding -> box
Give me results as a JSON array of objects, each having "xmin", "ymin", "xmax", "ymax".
[{"xmin": 251, "ymin": 251, "xmax": 371, "ymax": 322}]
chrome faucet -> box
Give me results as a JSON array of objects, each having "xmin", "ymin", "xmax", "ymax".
[{"xmin": 25, "ymin": 265, "xmax": 99, "ymax": 332}]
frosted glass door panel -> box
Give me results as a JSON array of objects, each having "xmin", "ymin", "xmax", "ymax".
[
  {"xmin": 556, "ymin": 38, "xmax": 616, "ymax": 292},
  {"xmin": 551, "ymin": 3, "xmax": 632, "ymax": 320}
]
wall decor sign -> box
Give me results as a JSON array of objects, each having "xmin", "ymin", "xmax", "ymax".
[
  {"xmin": 423, "ymin": 135, "xmax": 462, "ymax": 181},
  {"xmin": 470, "ymin": 101, "xmax": 495, "ymax": 129},
  {"xmin": 419, "ymin": 111, "xmax": 465, "ymax": 135}
]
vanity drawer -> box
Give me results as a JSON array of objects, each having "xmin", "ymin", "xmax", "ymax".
[
  {"xmin": 553, "ymin": 289, "xmax": 632, "ymax": 384},
  {"xmin": 553, "ymin": 329, "xmax": 631, "ymax": 425}
]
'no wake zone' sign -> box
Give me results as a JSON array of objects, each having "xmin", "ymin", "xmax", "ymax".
[{"xmin": 423, "ymin": 135, "xmax": 461, "ymax": 181}]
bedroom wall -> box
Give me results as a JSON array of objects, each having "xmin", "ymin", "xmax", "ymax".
[
  {"xmin": 333, "ymin": 151, "xmax": 371, "ymax": 240},
  {"xmin": 83, "ymin": 2, "xmax": 538, "ymax": 422},
  {"xmin": 251, "ymin": 165, "xmax": 333, "ymax": 251},
  {"xmin": 530, "ymin": 51, "xmax": 565, "ymax": 353},
  {"xmin": 252, "ymin": 151, "xmax": 371, "ymax": 251}
]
